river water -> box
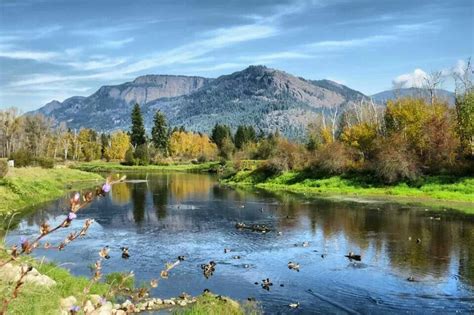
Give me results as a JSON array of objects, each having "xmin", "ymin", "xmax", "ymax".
[{"xmin": 7, "ymin": 172, "xmax": 474, "ymax": 314}]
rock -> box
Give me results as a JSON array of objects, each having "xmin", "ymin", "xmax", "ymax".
[
  {"xmin": 121, "ymin": 300, "xmax": 133, "ymax": 309},
  {"xmin": 84, "ymin": 300, "xmax": 95, "ymax": 314},
  {"xmin": 155, "ymin": 298, "xmax": 163, "ymax": 305},
  {"xmin": 60, "ymin": 296, "xmax": 77, "ymax": 310},
  {"xmin": 178, "ymin": 301, "xmax": 187, "ymax": 307},
  {"xmin": 113, "ymin": 304, "xmax": 121, "ymax": 310},
  {"xmin": 113, "ymin": 310, "xmax": 126, "ymax": 315},
  {"xmin": 1, "ymin": 263, "xmax": 56, "ymax": 288},
  {"xmin": 163, "ymin": 299, "xmax": 175, "ymax": 305},
  {"xmin": 90, "ymin": 301, "xmax": 113, "ymax": 315},
  {"xmin": 89, "ymin": 294, "xmax": 102, "ymax": 305}
]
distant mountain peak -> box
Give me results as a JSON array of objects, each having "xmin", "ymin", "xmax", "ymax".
[{"xmin": 30, "ymin": 66, "xmax": 369, "ymax": 138}]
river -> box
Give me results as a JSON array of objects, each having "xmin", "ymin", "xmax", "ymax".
[{"xmin": 7, "ymin": 172, "xmax": 474, "ymax": 314}]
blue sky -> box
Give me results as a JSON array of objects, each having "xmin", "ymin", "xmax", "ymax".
[{"xmin": 0, "ymin": 0, "xmax": 472, "ymax": 111}]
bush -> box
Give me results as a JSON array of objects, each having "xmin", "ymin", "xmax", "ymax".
[
  {"xmin": 9, "ymin": 149, "xmax": 33, "ymax": 167},
  {"xmin": 0, "ymin": 160, "xmax": 8, "ymax": 178},
  {"xmin": 134, "ymin": 144, "xmax": 150, "ymax": 166},
  {"xmin": 121, "ymin": 148, "xmax": 135, "ymax": 166},
  {"xmin": 35, "ymin": 157, "xmax": 55, "ymax": 169},
  {"xmin": 372, "ymin": 135, "xmax": 420, "ymax": 184},
  {"xmin": 311, "ymin": 142, "xmax": 354, "ymax": 175}
]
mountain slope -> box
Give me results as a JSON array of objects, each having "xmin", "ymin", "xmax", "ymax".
[
  {"xmin": 145, "ymin": 66, "xmax": 367, "ymax": 138},
  {"xmin": 371, "ymin": 87, "xmax": 455, "ymax": 105},
  {"xmin": 32, "ymin": 75, "xmax": 210, "ymax": 130},
  {"xmin": 32, "ymin": 66, "xmax": 367, "ymax": 138}
]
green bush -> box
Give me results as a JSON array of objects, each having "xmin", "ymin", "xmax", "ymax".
[
  {"xmin": 0, "ymin": 160, "xmax": 8, "ymax": 178},
  {"xmin": 35, "ymin": 157, "xmax": 55, "ymax": 169},
  {"xmin": 134, "ymin": 144, "xmax": 150, "ymax": 166},
  {"xmin": 121, "ymin": 148, "xmax": 135, "ymax": 166},
  {"xmin": 9, "ymin": 149, "xmax": 33, "ymax": 167}
]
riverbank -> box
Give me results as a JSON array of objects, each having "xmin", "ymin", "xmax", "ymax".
[
  {"xmin": 223, "ymin": 170, "xmax": 474, "ymax": 213},
  {"xmin": 0, "ymin": 249, "xmax": 250, "ymax": 314},
  {"xmin": 71, "ymin": 161, "xmax": 220, "ymax": 173},
  {"xmin": 0, "ymin": 167, "xmax": 103, "ymax": 214}
]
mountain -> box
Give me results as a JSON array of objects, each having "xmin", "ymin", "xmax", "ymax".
[
  {"xmin": 31, "ymin": 65, "xmax": 367, "ymax": 138},
  {"xmin": 371, "ymin": 87, "xmax": 455, "ymax": 105},
  {"xmin": 32, "ymin": 75, "xmax": 210, "ymax": 129}
]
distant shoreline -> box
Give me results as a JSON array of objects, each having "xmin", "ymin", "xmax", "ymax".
[{"xmin": 222, "ymin": 170, "xmax": 474, "ymax": 213}]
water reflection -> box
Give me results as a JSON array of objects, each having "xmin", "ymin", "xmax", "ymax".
[{"xmin": 7, "ymin": 173, "xmax": 474, "ymax": 313}]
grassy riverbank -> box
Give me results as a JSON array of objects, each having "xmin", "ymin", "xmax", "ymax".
[
  {"xmin": 0, "ymin": 251, "xmax": 110, "ymax": 314},
  {"xmin": 223, "ymin": 170, "xmax": 474, "ymax": 213},
  {"xmin": 0, "ymin": 250, "xmax": 250, "ymax": 314},
  {"xmin": 71, "ymin": 161, "xmax": 220, "ymax": 173},
  {"xmin": 0, "ymin": 167, "xmax": 103, "ymax": 214}
]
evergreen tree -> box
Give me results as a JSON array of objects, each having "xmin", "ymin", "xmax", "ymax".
[
  {"xmin": 100, "ymin": 133, "xmax": 110, "ymax": 159},
  {"xmin": 130, "ymin": 103, "xmax": 146, "ymax": 147},
  {"xmin": 234, "ymin": 125, "xmax": 257, "ymax": 149},
  {"xmin": 211, "ymin": 123, "xmax": 232, "ymax": 148},
  {"xmin": 151, "ymin": 110, "xmax": 169, "ymax": 154}
]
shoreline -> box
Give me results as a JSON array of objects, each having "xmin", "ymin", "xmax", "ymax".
[
  {"xmin": 222, "ymin": 171, "xmax": 474, "ymax": 213},
  {"xmin": 70, "ymin": 161, "xmax": 220, "ymax": 173},
  {"xmin": 0, "ymin": 167, "xmax": 104, "ymax": 216}
]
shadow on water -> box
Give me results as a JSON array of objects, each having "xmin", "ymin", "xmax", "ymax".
[{"xmin": 6, "ymin": 172, "xmax": 474, "ymax": 314}]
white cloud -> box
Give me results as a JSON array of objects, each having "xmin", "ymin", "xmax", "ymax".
[
  {"xmin": 0, "ymin": 48, "xmax": 59, "ymax": 61},
  {"xmin": 392, "ymin": 68, "xmax": 428, "ymax": 88},
  {"xmin": 98, "ymin": 37, "xmax": 134, "ymax": 49},
  {"xmin": 308, "ymin": 35, "xmax": 396, "ymax": 50},
  {"xmin": 188, "ymin": 62, "xmax": 247, "ymax": 73},
  {"xmin": 239, "ymin": 51, "xmax": 313, "ymax": 64},
  {"xmin": 452, "ymin": 59, "xmax": 467, "ymax": 76},
  {"xmin": 65, "ymin": 57, "xmax": 127, "ymax": 71}
]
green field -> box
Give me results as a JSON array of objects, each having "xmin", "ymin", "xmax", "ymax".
[
  {"xmin": 223, "ymin": 170, "xmax": 474, "ymax": 213},
  {"xmin": 0, "ymin": 167, "xmax": 103, "ymax": 214}
]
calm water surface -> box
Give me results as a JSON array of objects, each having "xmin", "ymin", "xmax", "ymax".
[{"xmin": 8, "ymin": 172, "xmax": 474, "ymax": 314}]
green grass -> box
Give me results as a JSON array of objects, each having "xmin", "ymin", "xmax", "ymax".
[
  {"xmin": 223, "ymin": 170, "xmax": 474, "ymax": 213},
  {"xmin": 0, "ymin": 167, "xmax": 103, "ymax": 214},
  {"xmin": 176, "ymin": 292, "xmax": 260, "ymax": 315},
  {"xmin": 0, "ymin": 251, "xmax": 111, "ymax": 315},
  {"xmin": 71, "ymin": 161, "xmax": 220, "ymax": 173}
]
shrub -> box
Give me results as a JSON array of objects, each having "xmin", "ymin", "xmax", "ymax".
[
  {"xmin": 266, "ymin": 139, "xmax": 308, "ymax": 173},
  {"xmin": 0, "ymin": 160, "xmax": 8, "ymax": 178},
  {"xmin": 9, "ymin": 149, "xmax": 32, "ymax": 167},
  {"xmin": 311, "ymin": 142, "xmax": 354, "ymax": 175},
  {"xmin": 420, "ymin": 112, "xmax": 459, "ymax": 174},
  {"xmin": 372, "ymin": 135, "xmax": 420, "ymax": 184},
  {"xmin": 35, "ymin": 157, "xmax": 55, "ymax": 169},
  {"xmin": 122, "ymin": 148, "xmax": 135, "ymax": 166},
  {"xmin": 134, "ymin": 144, "xmax": 150, "ymax": 166}
]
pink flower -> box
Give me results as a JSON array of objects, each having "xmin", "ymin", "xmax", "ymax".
[
  {"xmin": 73, "ymin": 193, "xmax": 80, "ymax": 202},
  {"xmin": 67, "ymin": 212, "xmax": 77, "ymax": 220},
  {"xmin": 102, "ymin": 183, "xmax": 111, "ymax": 193}
]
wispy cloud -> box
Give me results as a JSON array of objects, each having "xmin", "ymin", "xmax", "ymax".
[
  {"xmin": 0, "ymin": 25, "xmax": 62, "ymax": 43},
  {"xmin": 99, "ymin": 37, "xmax": 135, "ymax": 49},
  {"xmin": 307, "ymin": 35, "xmax": 396, "ymax": 51},
  {"xmin": 0, "ymin": 47, "xmax": 59, "ymax": 61},
  {"xmin": 239, "ymin": 51, "xmax": 314, "ymax": 64}
]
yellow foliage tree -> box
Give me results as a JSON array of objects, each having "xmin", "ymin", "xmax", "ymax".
[
  {"xmin": 169, "ymin": 131, "xmax": 218, "ymax": 160},
  {"xmin": 105, "ymin": 131, "xmax": 131, "ymax": 161},
  {"xmin": 340, "ymin": 122, "xmax": 378, "ymax": 159}
]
